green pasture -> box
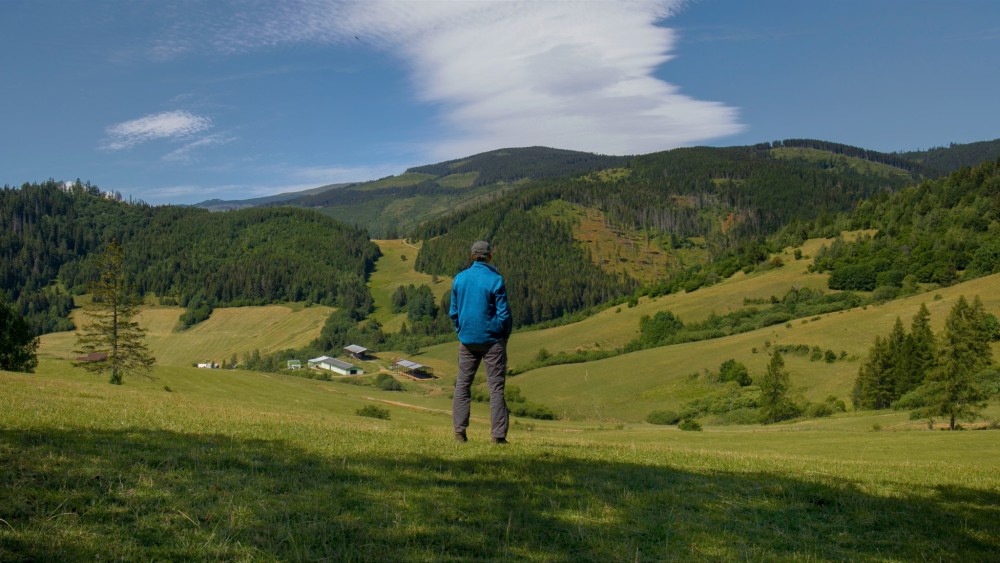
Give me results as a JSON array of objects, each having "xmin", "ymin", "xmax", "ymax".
[
  {"xmin": 2, "ymin": 362, "xmax": 999, "ymax": 561},
  {"xmin": 419, "ymin": 237, "xmax": 835, "ymax": 371},
  {"xmin": 38, "ymin": 303, "xmax": 334, "ymax": 367},
  {"xmin": 369, "ymin": 239, "xmax": 453, "ymax": 332},
  {"xmin": 509, "ymin": 272, "xmax": 1000, "ymax": 421}
]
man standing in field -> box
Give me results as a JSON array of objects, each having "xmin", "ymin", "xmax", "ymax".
[{"xmin": 450, "ymin": 240, "xmax": 512, "ymax": 444}]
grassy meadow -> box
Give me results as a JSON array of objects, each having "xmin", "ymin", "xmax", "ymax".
[
  {"xmin": 3, "ymin": 361, "xmax": 1000, "ymax": 561},
  {"xmin": 5, "ymin": 234, "xmax": 1000, "ymax": 560},
  {"xmin": 369, "ymin": 239, "xmax": 453, "ymax": 332},
  {"xmin": 38, "ymin": 303, "xmax": 334, "ymax": 367}
]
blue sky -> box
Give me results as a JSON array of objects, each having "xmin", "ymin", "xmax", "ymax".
[{"xmin": 2, "ymin": 0, "xmax": 998, "ymax": 205}]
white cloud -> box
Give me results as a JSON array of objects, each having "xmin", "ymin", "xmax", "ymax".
[
  {"xmin": 104, "ymin": 110, "xmax": 212, "ymax": 150},
  {"xmin": 163, "ymin": 134, "xmax": 234, "ymax": 163},
  {"xmin": 152, "ymin": 0, "xmax": 742, "ymax": 157}
]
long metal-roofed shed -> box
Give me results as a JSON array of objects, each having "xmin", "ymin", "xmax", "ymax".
[
  {"xmin": 394, "ymin": 359, "xmax": 435, "ymax": 380},
  {"xmin": 308, "ymin": 356, "xmax": 362, "ymax": 376}
]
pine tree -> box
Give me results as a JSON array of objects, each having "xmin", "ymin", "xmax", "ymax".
[
  {"xmin": 912, "ymin": 296, "xmax": 994, "ymax": 430},
  {"xmin": 886, "ymin": 317, "xmax": 907, "ymax": 398},
  {"xmin": 899, "ymin": 303, "xmax": 936, "ymax": 396},
  {"xmin": 758, "ymin": 351, "xmax": 799, "ymax": 423},
  {"xmin": 74, "ymin": 241, "xmax": 155, "ymax": 384},
  {"xmin": 852, "ymin": 335, "xmax": 896, "ymax": 409}
]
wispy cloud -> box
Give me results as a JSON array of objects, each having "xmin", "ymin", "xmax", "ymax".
[
  {"xmin": 148, "ymin": 0, "xmax": 742, "ymax": 157},
  {"xmin": 162, "ymin": 133, "xmax": 234, "ymax": 163},
  {"xmin": 104, "ymin": 110, "xmax": 212, "ymax": 150}
]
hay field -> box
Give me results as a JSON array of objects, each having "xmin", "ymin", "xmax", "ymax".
[{"xmin": 38, "ymin": 303, "xmax": 334, "ymax": 367}]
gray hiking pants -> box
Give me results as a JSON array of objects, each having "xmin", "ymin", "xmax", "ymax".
[{"xmin": 453, "ymin": 339, "xmax": 508, "ymax": 439}]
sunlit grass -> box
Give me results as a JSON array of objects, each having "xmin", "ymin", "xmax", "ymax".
[{"xmin": 2, "ymin": 361, "xmax": 998, "ymax": 560}]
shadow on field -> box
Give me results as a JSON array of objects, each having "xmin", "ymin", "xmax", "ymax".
[{"xmin": 1, "ymin": 427, "xmax": 998, "ymax": 561}]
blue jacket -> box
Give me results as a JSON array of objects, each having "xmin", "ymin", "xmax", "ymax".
[{"xmin": 449, "ymin": 261, "xmax": 512, "ymax": 345}]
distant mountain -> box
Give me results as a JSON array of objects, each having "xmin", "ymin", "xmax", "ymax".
[
  {"xmin": 193, "ymin": 184, "xmax": 351, "ymax": 211},
  {"xmin": 201, "ymin": 140, "xmax": 1000, "ymax": 239},
  {"xmin": 274, "ymin": 147, "xmax": 627, "ymax": 238}
]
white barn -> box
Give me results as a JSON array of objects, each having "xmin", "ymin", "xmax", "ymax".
[{"xmin": 308, "ymin": 356, "xmax": 362, "ymax": 376}]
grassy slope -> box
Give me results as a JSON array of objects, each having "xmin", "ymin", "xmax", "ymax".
[
  {"xmin": 770, "ymin": 146, "xmax": 915, "ymax": 179},
  {"xmin": 369, "ymin": 239, "xmax": 453, "ymax": 332},
  {"xmin": 2, "ymin": 361, "xmax": 998, "ymax": 560},
  {"xmin": 418, "ymin": 237, "xmax": 833, "ymax": 373},
  {"xmin": 510, "ymin": 273, "xmax": 1000, "ymax": 421},
  {"xmin": 38, "ymin": 303, "xmax": 334, "ymax": 367}
]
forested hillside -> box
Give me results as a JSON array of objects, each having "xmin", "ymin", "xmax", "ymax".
[
  {"xmin": 898, "ymin": 138, "xmax": 1000, "ymax": 177},
  {"xmin": 273, "ymin": 147, "xmax": 628, "ymax": 237},
  {"xmin": 1, "ymin": 181, "xmax": 379, "ymax": 334},
  {"xmin": 412, "ymin": 142, "xmax": 922, "ymax": 320},
  {"xmin": 810, "ymin": 157, "xmax": 1000, "ymax": 291}
]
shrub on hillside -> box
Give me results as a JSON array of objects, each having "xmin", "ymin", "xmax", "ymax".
[
  {"xmin": 356, "ymin": 405, "xmax": 391, "ymax": 420},
  {"xmin": 678, "ymin": 419, "xmax": 702, "ymax": 431},
  {"xmin": 646, "ymin": 410, "xmax": 681, "ymax": 425},
  {"xmin": 804, "ymin": 396, "xmax": 846, "ymax": 418},
  {"xmin": 374, "ymin": 373, "xmax": 403, "ymax": 391}
]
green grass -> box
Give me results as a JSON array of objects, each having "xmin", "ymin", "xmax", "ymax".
[
  {"xmin": 369, "ymin": 239, "xmax": 453, "ymax": 332},
  {"xmin": 419, "ymin": 237, "xmax": 834, "ymax": 372},
  {"xmin": 38, "ymin": 303, "xmax": 334, "ymax": 367},
  {"xmin": 2, "ymin": 362, "xmax": 999, "ymax": 560},
  {"xmin": 9, "ymin": 233, "xmax": 1000, "ymax": 559},
  {"xmin": 507, "ymin": 272, "xmax": 1000, "ymax": 421}
]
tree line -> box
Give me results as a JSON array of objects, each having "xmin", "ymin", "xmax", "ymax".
[
  {"xmin": 1, "ymin": 181, "xmax": 380, "ymax": 335},
  {"xmin": 810, "ymin": 157, "xmax": 1000, "ymax": 293}
]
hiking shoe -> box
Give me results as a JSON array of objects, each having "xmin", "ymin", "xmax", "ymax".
[
  {"xmin": 454, "ymin": 432, "xmax": 468, "ymax": 443},
  {"xmin": 491, "ymin": 437, "xmax": 508, "ymax": 445}
]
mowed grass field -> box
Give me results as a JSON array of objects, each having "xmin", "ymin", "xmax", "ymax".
[
  {"xmin": 38, "ymin": 303, "xmax": 334, "ymax": 367},
  {"xmin": 3, "ymin": 361, "xmax": 999, "ymax": 561},
  {"xmin": 369, "ymin": 239, "xmax": 453, "ymax": 332},
  {"xmin": 6, "ymin": 233, "xmax": 1000, "ymax": 560},
  {"xmin": 508, "ymin": 272, "xmax": 1000, "ymax": 421}
]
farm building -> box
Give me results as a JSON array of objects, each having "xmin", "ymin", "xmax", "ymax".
[
  {"xmin": 344, "ymin": 344, "xmax": 370, "ymax": 359},
  {"xmin": 287, "ymin": 360, "xmax": 302, "ymax": 370},
  {"xmin": 308, "ymin": 356, "xmax": 362, "ymax": 376},
  {"xmin": 344, "ymin": 344, "xmax": 370, "ymax": 360},
  {"xmin": 394, "ymin": 359, "xmax": 434, "ymax": 380}
]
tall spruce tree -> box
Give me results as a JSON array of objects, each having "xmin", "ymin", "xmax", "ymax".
[
  {"xmin": 912, "ymin": 296, "xmax": 994, "ymax": 430},
  {"xmin": 758, "ymin": 351, "xmax": 799, "ymax": 423},
  {"xmin": 852, "ymin": 335, "xmax": 896, "ymax": 409},
  {"xmin": 74, "ymin": 241, "xmax": 155, "ymax": 385},
  {"xmin": 886, "ymin": 317, "xmax": 907, "ymax": 397},
  {"xmin": 899, "ymin": 303, "xmax": 936, "ymax": 396}
]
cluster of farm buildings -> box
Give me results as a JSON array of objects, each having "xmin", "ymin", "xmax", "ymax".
[{"xmin": 191, "ymin": 344, "xmax": 435, "ymax": 380}]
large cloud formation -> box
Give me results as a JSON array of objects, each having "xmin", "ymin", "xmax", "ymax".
[{"xmin": 151, "ymin": 0, "xmax": 742, "ymax": 158}]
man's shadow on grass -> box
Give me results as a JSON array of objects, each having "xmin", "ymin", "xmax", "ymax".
[{"xmin": 1, "ymin": 427, "xmax": 998, "ymax": 561}]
